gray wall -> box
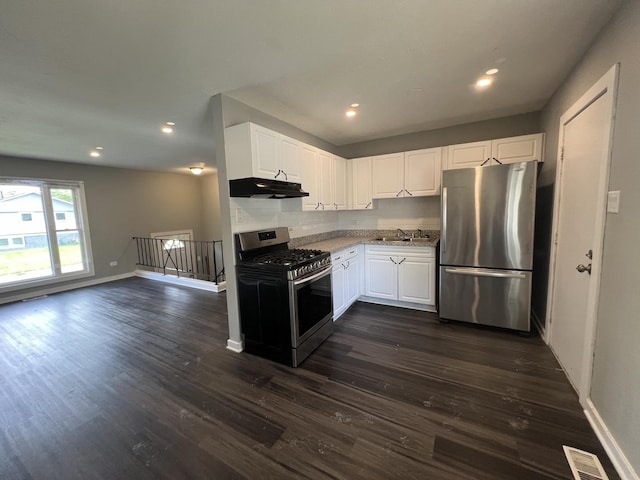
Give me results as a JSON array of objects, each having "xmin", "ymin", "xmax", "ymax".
[
  {"xmin": 338, "ymin": 112, "xmax": 541, "ymax": 158},
  {"xmin": 539, "ymin": 0, "xmax": 639, "ymax": 472},
  {"xmin": 0, "ymin": 154, "xmax": 209, "ymax": 302},
  {"xmin": 201, "ymin": 170, "xmax": 222, "ymax": 240}
]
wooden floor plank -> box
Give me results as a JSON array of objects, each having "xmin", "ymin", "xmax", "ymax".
[{"xmin": 0, "ymin": 278, "xmax": 620, "ymax": 479}]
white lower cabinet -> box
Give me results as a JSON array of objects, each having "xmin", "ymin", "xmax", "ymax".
[
  {"xmin": 331, "ymin": 246, "xmax": 362, "ymax": 320},
  {"xmin": 365, "ymin": 245, "xmax": 436, "ymax": 307}
]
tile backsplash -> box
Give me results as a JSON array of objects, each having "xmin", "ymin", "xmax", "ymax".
[{"xmin": 230, "ymin": 195, "xmax": 440, "ymax": 238}]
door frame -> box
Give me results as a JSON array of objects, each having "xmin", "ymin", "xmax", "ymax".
[{"xmin": 546, "ymin": 64, "xmax": 619, "ymax": 404}]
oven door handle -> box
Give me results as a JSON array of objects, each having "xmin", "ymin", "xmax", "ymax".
[{"xmin": 293, "ymin": 265, "xmax": 332, "ymax": 286}]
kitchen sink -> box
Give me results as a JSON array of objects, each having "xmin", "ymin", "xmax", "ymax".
[{"xmin": 373, "ymin": 236, "xmax": 431, "ymax": 243}]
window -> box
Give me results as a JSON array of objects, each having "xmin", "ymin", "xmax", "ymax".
[{"xmin": 0, "ymin": 178, "xmax": 94, "ymax": 290}]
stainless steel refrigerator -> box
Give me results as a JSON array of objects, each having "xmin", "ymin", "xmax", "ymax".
[{"xmin": 439, "ymin": 161, "xmax": 537, "ymax": 332}]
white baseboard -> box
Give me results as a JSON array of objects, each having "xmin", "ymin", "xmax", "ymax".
[
  {"xmin": 584, "ymin": 398, "xmax": 639, "ymax": 480},
  {"xmin": 226, "ymin": 338, "xmax": 244, "ymax": 353},
  {"xmin": 0, "ymin": 272, "xmax": 136, "ymax": 305},
  {"xmin": 134, "ymin": 270, "xmax": 226, "ymax": 292}
]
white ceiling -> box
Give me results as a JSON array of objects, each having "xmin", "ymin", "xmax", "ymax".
[{"xmin": 0, "ymin": 0, "xmax": 622, "ymax": 173}]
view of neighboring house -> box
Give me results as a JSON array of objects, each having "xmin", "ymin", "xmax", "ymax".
[{"xmin": 0, "ymin": 191, "xmax": 77, "ymax": 249}]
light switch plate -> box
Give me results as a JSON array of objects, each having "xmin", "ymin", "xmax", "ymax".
[{"xmin": 607, "ymin": 190, "xmax": 620, "ymax": 213}]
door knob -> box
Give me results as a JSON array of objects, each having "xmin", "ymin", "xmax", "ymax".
[{"xmin": 576, "ymin": 263, "xmax": 592, "ymax": 274}]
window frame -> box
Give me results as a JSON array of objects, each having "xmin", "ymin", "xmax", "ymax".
[{"xmin": 0, "ymin": 177, "xmax": 95, "ymax": 293}]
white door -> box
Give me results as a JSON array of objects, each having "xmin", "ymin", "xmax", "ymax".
[
  {"xmin": 332, "ymin": 263, "xmax": 346, "ymax": 319},
  {"xmin": 549, "ymin": 65, "xmax": 618, "ymax": 399},
  {"xmin": 300, "ymin": 145, "xmax": 319, "ymax": 211},
  {"xmin": 278, "ymin": 135, "xmax": 301, "ymax": 183},
  {"xmin": 492, "ymin": 133, "xmax": 544, "ymax": 165},
  {"xmin": 318, "ymin": 150, "xmax": 333, "ymax": 209},
  {"xmin": 333, "ymin": 156, "xmax": 348, "ymax": 210},
  {"xmin": 351, "ymin": 157, "xmax": 373, "ymax": 210},
  {"xmin": 346, "ymin": 256, "xmax": 359, "ymax": 305},
  {"xmin": 251, "ymin": 125, "xmax": 280, "ymax": 179},
  {"xmin": 446, "ymin": 140, "xmax": 491, "ymax": 170}
]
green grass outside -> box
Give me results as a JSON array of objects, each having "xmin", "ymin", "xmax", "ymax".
[{"xmin": 0, "ymin": 245, "xmax": 82, "ymax": 276}]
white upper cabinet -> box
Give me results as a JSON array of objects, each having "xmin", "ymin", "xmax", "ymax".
[
  {"xmin": 225, "ymin": 122, "xmax": 301, "ymax": 181},
  {"xmin": 445, "ymin": 133, "xmax": 545, "ymax": 170},
  {"xmin": 372, "ymin": 148, "xmax": 442, "ymax": 199},
  {"xmin": 350, "ymin": 157, "xmax": 373, "ymax": 210},
  {"xmin": 278, "ymin": 135, "xmax": 301, "ymax": 183},
  {"xmin": 300, "ymin": 144, "xmax": 320, "ymax": 211},
  {"xmin": 404, "ymin": 148, "xmax": 442, "ymax": 196},
  {"xmin": 333, "ymin": 155, "xmax": 348, "ymax": 210},
  {"xmin": 446, "ymin": 140, "xmax": 492, "ymax": 170},
  {"xmin": 318, "ymin": 150, "xmax": 333, "ymax": 208},
  {"xmin": 492, "ymin": 133, "xmax": 544, "ymax": 165},
  {"xmin": 371, "ymin": 153, "xmax": 405, "ymax": 199}
]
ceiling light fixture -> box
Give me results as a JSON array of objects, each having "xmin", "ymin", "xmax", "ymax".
[
  {"xmin": 161, "ymin": 125, "xmax": 174, "ymax": 134},
  {"xmin": 485, "ymin": 68, "xmax": 499, "ymax": 75},
  {"xmin": 350, "ymin": 103, "xmax": 360, "ymax": 108},
  {"xmin": 189, "ymin": 167, "xmax": 204, "ymax": 175},
  {"xmin": 89, "ymin": 150, "xmax": 101, "ymax": 158},
  {"xmin": 95, "ymin": 146, "xmax": 104, "ymax": 150},
  {"xmin": 345, "ymin": 110, "xmax": 357, "ymax": 118},
  {"xmin": 476, "ymin": 78, "xmax": 493, "ymax": 87},
  {"xmin": 166, "ymin": 121, "xmax": 176, "ymax": 126}
]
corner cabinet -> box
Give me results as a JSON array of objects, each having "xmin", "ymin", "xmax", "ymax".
[
  {"xmin": 225, "ymin": 122, "xmax": 301, "ymax": 182},
  {"xmin": 372, "ymin": 148, "xmax": 442, "ymax": 199},
  {"xmin": 364, "ymin": 245, "xmax": 436, "ymax": 309},
  {"xmin": 446, "ymin": 133, "xmax": 544, "ymax": 170},
  {"xmin": 332, "ymin": 246, "xmax": 362, "ymax": 320}
]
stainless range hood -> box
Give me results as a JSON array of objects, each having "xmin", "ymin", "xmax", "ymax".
[{"xmin": 229, "ymin": 177, "xmax": 309, "ymax": 199}]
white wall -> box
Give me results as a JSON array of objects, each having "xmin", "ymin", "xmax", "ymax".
[{"xmin": 539, "ymin": 0, "xmax": 639, "ymax": 474}]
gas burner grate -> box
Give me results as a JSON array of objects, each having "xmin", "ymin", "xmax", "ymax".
[{"xmin": 251, "ymin": 248, "xmax": 324, "ymax": 266}]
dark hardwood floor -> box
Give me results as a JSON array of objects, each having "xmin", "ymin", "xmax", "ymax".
[{"xmin": 0, "ymin": 278, "xmax": 619, "ymax": 479}]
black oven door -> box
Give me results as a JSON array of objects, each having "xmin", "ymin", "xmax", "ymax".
[{"xmin": 289, "ymin": 265, "xmax": 333, "ymax": 347}]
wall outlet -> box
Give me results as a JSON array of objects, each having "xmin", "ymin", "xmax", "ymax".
[
  {"xmin": 109, "ymin": 261, "xmax": 118, "ymax": 267},
  {"xmin": 235, "ymin": 208, "xmax": 244, "ymax": 223}
]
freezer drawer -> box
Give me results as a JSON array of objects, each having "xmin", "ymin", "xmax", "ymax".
[{"xmin": 439, "ymin": 266, "xmax": 531, "ymax": 331}]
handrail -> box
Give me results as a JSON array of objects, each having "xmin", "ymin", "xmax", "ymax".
[{"xmin": 132, "ymin": 237, "xmax": 224, "ymax": 285}]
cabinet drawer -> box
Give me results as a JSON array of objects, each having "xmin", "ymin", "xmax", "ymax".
[{"xmin": 365, "ymin": 245, "xmax": 434, "ymax": 257}]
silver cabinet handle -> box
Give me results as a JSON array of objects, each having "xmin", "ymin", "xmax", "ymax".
[
  {"xmin": 334, "ymin": 256, "xmax": 341, "ymax": 261},
  {"xmin": 444, "ymin": 267, "xmax": 526, "ymax": 279},
  {"xmin": 365, "ymin": 201, "xmax": 372, "ymax": 209},
  {"xmin": 315, "ymin": 202, "xmax": 320, "ymax": 210},
  {"xmin": 441, "ymin": 187, "xmax": 447, "ymax": 253},
  {"xmin": 275, "ymin": 169, "xmax": 282, "ymax": 179},
  {"xmin": 396, "ymin": 190, "xmax": 403, "ymax": 197},
  {"xmin": 321, "ymin": 203, "xmax": 325, "ymax": 210},
  {"xmin": 398, "ymin": 258, "xmax": 406, "ymax": 264},
  {"xmin": 480, "ymin": 158, "xmax": 491, "ymax": 166},
  {"xmin": 334, "ymin": 203, "xmax": 338, "ymax": 209},
  {"xmin": 404, "ymin": 189, "xmax": 412, "ymax": 196},
  {"xmin": 390, "ymin": 257, "xmax": 397, "ymax": 264},
  {"xmin": 282, "ymin": 170, "xmax": 288, "ymax": 181}
]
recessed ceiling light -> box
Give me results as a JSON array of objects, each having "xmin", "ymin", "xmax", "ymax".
[
  {"xmin": 161, "ymin": 126, "xmax": 174, "ymax": 134},
  {"xmin": 95, "ymin": 146, "xmax": 104, "ymax": 150},
  {"xmin": 166, "ymin": 121, "xmax": 176, "ymax": 126},
  {"xmin": 476, "ymin": 78, "xmax": 493, "ymax": 87},
  {"xmin": 189, "ymin": 167, "xmax": 204, "ymax": 175},
  {"xmin": 485, "ymin": 68, "xmax": 499, "ymax": 75},
  {"xmin": 89, "ymin": 150, "xmax": 101, "ymax": 158},
  {"xmin": 350, "ymin": 103, "xmax": 360, "ymax": 108},
  {"xmin": 345, "ymin": 110, "xmax": 357, "ymax": 118}
]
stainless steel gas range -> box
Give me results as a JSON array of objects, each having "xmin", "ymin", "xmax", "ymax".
[{"xmin": 235, "ymin": 227, "xmax": 333, "ymax": 367}]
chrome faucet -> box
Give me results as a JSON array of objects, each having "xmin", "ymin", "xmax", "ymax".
[
  {"xmin": 396, "ymin": 228, "xmax": 407, "ymax": 238},
  {"xmin": 415, "ymin": 228, "xmax": 423, "ymax": 238}
]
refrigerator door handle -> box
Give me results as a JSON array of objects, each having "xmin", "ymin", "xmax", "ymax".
[
  {"xmin": 441, "ymin": 187, "xmax": 447, "ymax": 253},
  {"xmin": 444, "ymin": 267, "xmax": 527, "ymax": 279}
]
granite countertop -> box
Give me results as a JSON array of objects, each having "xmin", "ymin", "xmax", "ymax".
[{"xmin": 300, "ymin": 233, "xmax": 439, "ymax": 253}]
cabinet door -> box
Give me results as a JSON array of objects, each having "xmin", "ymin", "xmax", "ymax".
[
  {"xmin": 365, "ymin": 255, "xmax": 397, "ymax": 299},
  {"xmin": 446, "ymin": 140, "xmax": 492, "ymax": 170},
  {"xmin": 333, "ymin": 155, "xmax": 348, "ymax": 210},
  {"xmin": 346, "ymin": 256, "xmax": 359, "ymax": 306},
  {"xmin": 404, "ymin": 148, "xmax": 442, "ymax": 196},
  {"xmin": 332, "ymin": 263, "xmax": 347, "ymax": 320},
  {"xmin": 397, "ymin": 255, "xmax": 435, "ymax": 305},
  {"xmin": 278, "ymin": 135, "xmax": 301, "ymax": 183},
  {"xmin": 251, "ymin": 124, "xmax": 280, "ymax": 179},
  {"xmin": 351, "ymin": 157, "xmax": 373, "ymax": 209},
  {"xmin": 492, "ymin": 133, "xmax": 544, "ymax": 165},
  {"xmin": 318, "ymin": 150, "xmax": 334, "ymax": 209},
  {"xmin": 372, "ymin": 153, "xmax": 405, "ymax": 199},
  {"xmin": 300, "ymin": 144, "xmax": 320, "ymax": 211}
]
